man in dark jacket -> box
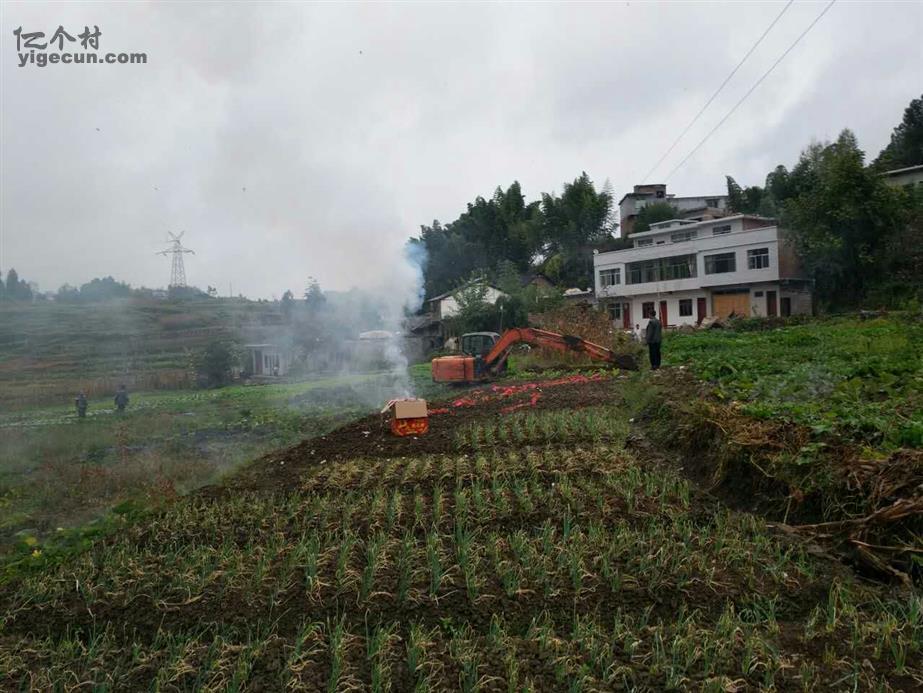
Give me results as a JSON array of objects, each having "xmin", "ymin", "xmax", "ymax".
[
  {"xmin": 645, "ymin": 315, "xmax": 663, "ymax": 370},
  {"xmin": 75, "ymin": 392, "xmax": 88, "ymax": 418},
  {"xmin": 114, "ymin": 384, "xmax": 129, "ymax": 413}
]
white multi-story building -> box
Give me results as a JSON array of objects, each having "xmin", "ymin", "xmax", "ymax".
[{"xmin": 594, "ymin": 215, "xmax": 813, "ymax": 330}]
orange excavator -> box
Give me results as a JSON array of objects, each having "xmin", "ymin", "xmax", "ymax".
[{"xmin": 431, "ymin": 327, "xmax": 637, "ymax": 383}]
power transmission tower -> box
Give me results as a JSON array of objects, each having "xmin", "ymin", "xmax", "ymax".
[{"xmin": 157, "ymin": 231, "xmax": 195, "ymax": 287}]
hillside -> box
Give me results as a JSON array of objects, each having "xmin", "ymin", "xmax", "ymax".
[{"xmin": 0, "ymin": 298, "xmax": 285, "ymax": 406}]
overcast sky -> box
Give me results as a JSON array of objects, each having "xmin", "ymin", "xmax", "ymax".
[{"xmin": 1, "ymin": 1, "xmax": 920, "ymax": 299}]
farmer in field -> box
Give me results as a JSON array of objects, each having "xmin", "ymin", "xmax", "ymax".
[
  {"xmin": 114, "ymin": 384, "xmax": 129, "ymax": 413},
  {"xmin": 645, "ymin": 315, "xmax": 663, "ymax": 371},
  {"xmin": 75, "ymin": 392, "xmax": 88, "ymax": 418}
]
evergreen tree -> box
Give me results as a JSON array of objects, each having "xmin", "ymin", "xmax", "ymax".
[
  {"xmin": 873, "ymin": 94, "xmax": 923, "ymax": 170},
  {"xmin": 782, "ymin": 130, "xmax": 908, "ymax": 307},
  {"xmin": 281, "ymin": 289, "xmax": 295, "ymax": 322},
  {"xmin": 633, "ymin": 202, "xmax": 680, "ymax": 232},
  {"xmin": 304, "ymin": 278, "xmax": 326, "ymax": 312},
  {"xmin": 538, "ymin": 172, "xmax": 613, "ymax": 287}
]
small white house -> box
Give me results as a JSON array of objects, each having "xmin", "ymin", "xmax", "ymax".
[
  {"xmin": 243, "ymin": 344, "xmax": 290, "ymax": 377},
  {"xmin": 594, "ymin": 215, "xmax": 813, "ymax": 331},
  {"xmin": 426, "ymin": 282, "xmax": 508, "ymax": 320}
]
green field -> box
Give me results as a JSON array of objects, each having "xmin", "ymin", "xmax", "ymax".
[
  {"xmin": 664, "ymin": 316, "xmax": 923, "ymax": 449},
  {"xmin": 0, "ymin": 366, "xmax": 449, "ymax": 553},
  {"xmin": 2, "ymin": 379, "xmax": 920, "ymax": 690},
  {"xmin": 1, "ymin": 313, "xmax": 920, "ymax": 690}
]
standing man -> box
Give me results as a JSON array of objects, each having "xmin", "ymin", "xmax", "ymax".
[
  {"xmin": 645, "ymin": 315, "xmax": 663, "ymax": 370},
  {"xmin": 75, "ymin": 391, "xmax": 88, "ymax": 418},
  {"xmin": 114, "ymin": 384, "xmax": 129, "ymax": 413}
]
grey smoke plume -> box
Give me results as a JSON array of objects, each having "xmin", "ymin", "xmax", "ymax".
[{"xmin": 342, "ymin": 240, "xmax": 427, "ymax": 406}]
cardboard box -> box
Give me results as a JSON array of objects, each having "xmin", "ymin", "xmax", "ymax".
[{"xmin": 389, "ymin": 398, "xmax": 427, "ymax": 419}]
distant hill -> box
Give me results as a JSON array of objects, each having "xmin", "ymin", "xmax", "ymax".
[{"xmin": 0, "ymin": 298, "xmax": 285, "ymax": 406}]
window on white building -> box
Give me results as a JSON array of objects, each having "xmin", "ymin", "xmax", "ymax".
[
  {"xmin": 642, "ymin": 302, "xmax": 655, "ymax": 318},
  {"xmin": 679, "ymin": 299, "xmax": 693, "ymax": 316},
  {"xmin": 748, "ymin": 247, "xmax": 770, "ymax": 269},
  {"xmin": 706, "ymin": 198, "xmax": 720, "ymax": 207},
  {"xmin": 670, "ymin": 229, "xmax": 698, "ymax": 243},
  {"xmin": 607, "ymin": 302, "xmax": 622, "ymax": 320},
  {"xmin": 705, "ymin": 252, "xmax": 736, "ymax": 274},
  {"xmin": 599, "ymin": 268, "xmax": 620, "ymax": 287},
  {"xmin": 712, "ymin": 224, "xmax": 732, "ymax": 235},
  {"xmin": 635, "ymin": 238, "xmax": 653, "ymax": 247},
  {"xmin": 626, "ymin": 254, "xmax": 697, "ymax": 284}
]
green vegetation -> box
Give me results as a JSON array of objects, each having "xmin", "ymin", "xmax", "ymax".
[
  {"xmin": 872, "ymin": 94, "xmax": 923, "ymax": 171},
  {"xmin": 725, "ymin": 96, "xmax": 923, "ymax": 309},
  {"xmin": 664, "ymin": 316, "xmax": 922, "ymax": 450},
  {"xmin": 2, "ymin": 400, "xmax": 918, "ymax": 690},
  {"xmin": 0, "ymin": 297, "xmax": 270, "ymax": 406},
  {"xmin": 411, "ymin": 173, "xmax": 613, "ymax": 295},
  {"xmin": 0, "ymin": 368, "xmax": 451, "ymax": 553},
  {"xmin": 633, "ymin": 201, "xmax": 680, "ymax": 233}
]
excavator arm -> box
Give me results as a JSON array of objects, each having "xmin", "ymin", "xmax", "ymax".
[
  {"xmin": 431, "ymin": 327, "xmax": 637, "ymax": 383},
  {"xmin": 480, "ymin": 328, "xmax": 635, "ymax": 375}
]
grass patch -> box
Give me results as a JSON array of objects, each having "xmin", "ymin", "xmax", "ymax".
[
  {"xmin": 0, "ymin": 368, "xmax": 452, "ymax": 553},
  {"xmin": 663, "ymin": 315, "xmax": 922, "ymax": 450}
]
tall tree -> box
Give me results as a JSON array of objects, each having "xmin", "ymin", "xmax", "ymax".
[
  {"xmin": 5, "ymin": 269, "xmax": 19, "ymax": 300},
  {"xmin": 539, "ymin": 172, "xmax": 613, "ymax": 287},
  {"xmin": 304, "ymin": 277, "xmax": 326, "ymax": 313},
  {"xmin": 633, "ymin": 202, "xmax": 680, "ymax": 232},
  {"xmin": 280, "ymin": 289, "xmax": 295, "ymax": 322},
  {"xmin": 411, "ymin": 181, "xmax": 542, "ymax": 299},
  {"xmin": 873, "ymin": 94, "xmax": 923, "ymax": 171},
  {"xmin": 725, "ymin": 176, "xmax": 765, "ymax": 214},
  {"xmin": 782, "ymin": 130, "xmax": 908, "ymax": 307},
  {"xmin": 3, "ymin": 268, "xmax": 32, "ymax": 301}
]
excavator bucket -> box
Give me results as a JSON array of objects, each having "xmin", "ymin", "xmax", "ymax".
[{"xmin": 431, "ymin": 355, "xmax": 478, "ymax": 383}]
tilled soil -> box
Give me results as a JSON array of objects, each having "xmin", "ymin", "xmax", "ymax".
[{"xmin": 219, "ymin": 373, "xmax": 625, "ymax": 494}]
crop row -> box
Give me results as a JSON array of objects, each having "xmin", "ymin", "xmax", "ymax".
[
  {"xmin": 4, "ymin": 439, "xmax": 920, "ymax": 691},
  {"xmin": 3, "ymin": 590, "xmax": 919, "ymax": 692},
  {"xmin": 453, "ymin": 406, "xmax": 629, "ymax": 449}
]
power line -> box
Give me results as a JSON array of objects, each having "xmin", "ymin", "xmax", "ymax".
[
  {"xmin": 639, "ymin": 0, "xmax": 794, "ymax": 183},
  {"xmin": 664, "ymin": 0, "xmax": 837, "ymax": 183}
]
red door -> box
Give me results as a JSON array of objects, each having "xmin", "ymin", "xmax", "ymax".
[
  {"xmin": 659, "ymin": 300, "xmax": 668, "ymax": 326},
  {"xmin": 766, "ymin": 291, "xmax": 778, "ymax": 317},
  {"xmin": 696, "ymin": 297, "xmax": 707, "ymax": 325},
  {"xmin": 622, "ymin": 303, "xmax": 631, "ymax": 329}
]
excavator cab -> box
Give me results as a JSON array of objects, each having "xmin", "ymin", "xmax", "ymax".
[
  {"xmin": 460, "ymin": 332, "xmax": 499, "ymax": 356},
  {"xmin": 431, "ymin": 332, "xmax": 500, "ymax": 384}
]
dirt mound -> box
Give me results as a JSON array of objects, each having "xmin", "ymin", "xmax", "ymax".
[{"xmin": 218, "ymin": 374, "xmax": 621, "ymax": 494}]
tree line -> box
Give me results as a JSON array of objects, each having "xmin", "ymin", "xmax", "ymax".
[
  {"xmin": 723, "ymin": 95, "xmax": 922, "ymax": 309},
  {"xmin": 412, "ymin": 95, "xmax": 923, "ymax": 312},
  {"xmin": 409, "ymin": 173, "xmax": 615, "ymax": 299}
]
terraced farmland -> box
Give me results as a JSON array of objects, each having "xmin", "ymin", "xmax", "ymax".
[{"xmin": 2, "ymin": 376, "xmax": 919, "ymax": 691}]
